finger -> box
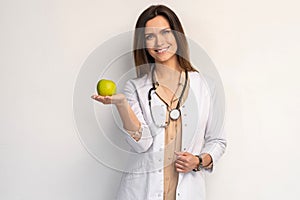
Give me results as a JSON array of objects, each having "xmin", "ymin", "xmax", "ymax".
[
  {"xmin": 175, "ymin": 162, "xmax": 185, "ymax": 170},
  {"xmin": 91, "ymin": 94, "xmax": 102, "ymax": 100},
  {"xmin": 182, "ymin": 152, "xmax": 190, "ymax": 156},
  {"xmin": 176, "ymin": 157, "xmax": 196, "ymax": 170},
  {"xmin": 175, "ymin": 163, "xmax": 187, "ymax": 173},
  {"xmin": 174, "ymin": 151, "xmax": 184, "ymax": 156},
  {"xmin": 176, "ymin": 168, "xmax": 185, "ymax": 173},
  {"xmin": 101, "ymin": 98, "xmax": 110, "ymax": 104},
  {"xmin": 92, "ymin": 95, "xmax": 102, "ymax": 101},
  {"xmin": 96, "ymin": 96, "xmax": 105, "ymax": 102},
  {"xmin": 92, "ymin": 95, "xmax": 108, "ymax": 104},
  {"xmin": 175, "ymin": 152, "xmax": 185, "ymax": 161},
  {"xmin": 176, "ymin": 168, "xmax": 187, "ymax": 173},
  {"xmin": 176, "ymin": 158, "xmax": 190, "ymax": 168},
  {"xmin": 103, "ymin": 96, "xmax": 113, "ymax": 104},
  {"xmin": 177, "ymin": 160, "xmax": 192, "ymax": 170},
  {"xmin": 175, "ymin": 152, "xmax": 192, "ymax": 161},
  {"xmin": 103, "ymin": 96, "xmax": 112, "ymax": 100},
  {"xmin": 176, "ymin": 155, "xmax": 188, "ymax": 162},
  {"xmin": 175, "ymin": 151, "xmax": 190, "ymax": 155},
  {"xmin": 175, "ymin": 159, "xmax": 186, "ymax": 166}
]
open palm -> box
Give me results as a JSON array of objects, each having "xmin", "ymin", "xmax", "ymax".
[{"xmin": 91, "ymin": 93, "xmax": 126, "ymax": 106}]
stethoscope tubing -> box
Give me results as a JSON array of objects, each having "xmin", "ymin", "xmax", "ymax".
[{"xmin": 147, "ymin": 66, "xmax": 188, "ymax": 127}]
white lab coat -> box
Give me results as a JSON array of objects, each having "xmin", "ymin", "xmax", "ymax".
[{"xmin": 116, "ymin": 70, "xmax": 226, "ymax": 200}]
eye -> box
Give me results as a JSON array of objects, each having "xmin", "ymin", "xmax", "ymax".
[
  {"xmin": 162, "ymin": 30, "xmax": 171, "ymax": 35},
  {"xmin": 145, "ymin": 34, "xmax": 154, "ymax": 40}
]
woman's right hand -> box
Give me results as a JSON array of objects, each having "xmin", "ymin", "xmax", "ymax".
[
  {"xmin": 91, "ymin": 93, "xmax": 126, "ymax": 106},
  {"xmin": 92, "ymin": 93, "xmax": 142, "ymax": 142}
]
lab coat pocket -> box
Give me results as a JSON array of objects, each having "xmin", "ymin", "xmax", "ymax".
[
  {"xmin": 123, "ymin": 171, "xmax": 145, "ymax": 181},
  {"xmin": 120, "ymin": 172, "xmax": 149, "ymax": 199}
]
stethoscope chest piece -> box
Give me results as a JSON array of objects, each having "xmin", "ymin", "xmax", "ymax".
[
  {"xmin": 148, "ymin": 66, "xmax": 188, "ymax": 127},
  {"xmin": 169, "ymin": 109, "xmax": 181, "ymax": 120}
]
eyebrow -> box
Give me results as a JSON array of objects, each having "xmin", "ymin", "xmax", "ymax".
[{"xmin": 144, "ymin": 27, "xmax": 171, "ymax": 35}]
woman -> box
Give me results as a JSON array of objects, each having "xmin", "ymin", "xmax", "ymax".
[{"xmin": 92, "ymin": 5, "xmax": 226, "ymax": 200}]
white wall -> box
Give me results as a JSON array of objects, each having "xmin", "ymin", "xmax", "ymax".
[{"xmin": 1, "ymin": 0, "xmax": 300, "ymax": 199}]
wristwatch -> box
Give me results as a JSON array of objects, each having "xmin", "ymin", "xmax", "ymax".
[{"xmin": 193, "ymin": 155, "xmax": 203, "ymax": 172}]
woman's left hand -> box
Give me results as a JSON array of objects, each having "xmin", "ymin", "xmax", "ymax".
[{"xmin": 174, "ymin": 152, "xmax": 199, "ymax": 173}]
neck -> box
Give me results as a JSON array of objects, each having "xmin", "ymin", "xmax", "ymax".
[
  {"xmin": 155, "ymin": 55, "xmax": 181, "ymax": 72},
  {"xmin": 154, "ymin": 66, "xmax": 182, "ymax": 92},
  {"xmin": 155, "ymin": 57, "xmax": 182, "ymax": 82}
]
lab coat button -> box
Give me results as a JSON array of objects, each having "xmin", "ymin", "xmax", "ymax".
[
  {"xmin": 184, "ymin": 124, "xmax": 187, "ymax": 127},
  {"xmin": 159, "ymin": 169, "xmax": 162, "ymax": 172}
]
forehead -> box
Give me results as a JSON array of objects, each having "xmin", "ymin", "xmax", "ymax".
[{"xmin": 145, "ymin": 15, "xmax": 170, "ymax": 32}]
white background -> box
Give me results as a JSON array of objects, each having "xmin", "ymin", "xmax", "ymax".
[{"xmin": 1, "ymin": 0, "xmax": 300, "ymax": 199}]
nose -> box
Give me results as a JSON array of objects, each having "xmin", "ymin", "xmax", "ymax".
[{"xmin": 155, "ymin": 34, "xmax": 165, "ymax": 47}]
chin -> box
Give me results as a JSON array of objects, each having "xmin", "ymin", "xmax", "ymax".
[{"xmin": 157, "ymin": 55, "xmax": 176, "ymax": 63}]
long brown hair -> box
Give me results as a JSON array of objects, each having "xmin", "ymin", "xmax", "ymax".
[{"xmin": 133, "ymin": 5, "xmax": 197, "ymax": 77}]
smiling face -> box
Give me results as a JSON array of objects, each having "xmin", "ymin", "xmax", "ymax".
[{"xmin": 144, "ymin": 15, "xmax": 178, "ymax": 65}]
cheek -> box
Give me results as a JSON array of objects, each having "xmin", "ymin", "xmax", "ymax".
[
  {"xmin": 166, "ymin": 34, "xmax": 176, "ymax": 43},
  {"xmin": 146, "ymin": 48, "xmax": 155, "ymax": 58},
  {"xmin": 145, "ymin": 39, "xmax": 155, "ymax": 49},
  {"xmin": 145, "ymin": 42, "xmax": 154, "ymax": 56},
  {"xmin": 167, "ymin": 36, "xmax": 177, "ymax": 49},
  {"xmin": 145, "ymin": 42, "xmax": 150, "ymax": 49},
  {"xmin": 168, "ymin": 41, "xmax": 178, "ymax": 54},
  {"xmin": 171, "ymin": 42, "xmax": 178, "ymax": 51}
]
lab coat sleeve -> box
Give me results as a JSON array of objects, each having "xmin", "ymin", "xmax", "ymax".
[
  {"xmin": 122, "ymin": 79, "xmax": 153, "ymax": 153},
  {"xmin": 200, "ymin": 82, "xmax": 227, "ymax": 173}
]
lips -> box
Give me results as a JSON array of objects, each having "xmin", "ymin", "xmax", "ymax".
[{"xmin": 154, "ymin": 46, "xmax": 170, "ymax": 54}]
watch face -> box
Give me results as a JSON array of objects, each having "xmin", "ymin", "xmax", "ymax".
[
  {"xmin": 170, "ymin": 109, "xmax": 180, "ymax": 120},
  {"xmin": 197, "ymin": 165, "xmax": 202, "ymax": 171},
  {"xmin": 197, "ymin": 155, "xmax": 202, "ymax": 171}
]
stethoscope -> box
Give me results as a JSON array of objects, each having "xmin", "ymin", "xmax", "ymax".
[{"xmin": 148, "ymin": 66, "xmax": 188, "ymax": 128}]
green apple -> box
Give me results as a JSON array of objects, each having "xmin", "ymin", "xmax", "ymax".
[{"xmin": 96, "ymin": 79, "xmax": 117, "ymax": 96}]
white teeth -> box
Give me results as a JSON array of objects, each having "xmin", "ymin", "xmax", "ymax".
[{"xmin": 156, "ymin": 47, "xmax": 169, "ymax": 53}]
